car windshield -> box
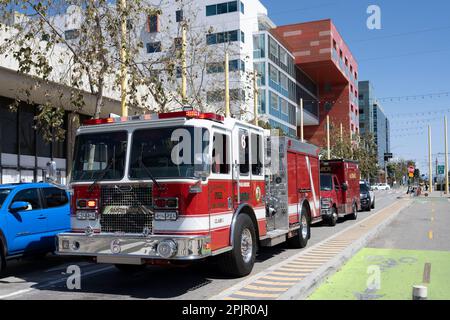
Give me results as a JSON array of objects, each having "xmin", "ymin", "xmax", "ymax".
[
  {"xmin": 320, "ymin": 174, "xmax": 333, "ymax": 191},
  {"xmin": 0, "ymin": 189, "xmax": 11, "ymax": 209},
  {"xmin": 129, "ymin": 126, "xmax": 210, "ymax": 179},
  {"xmin": 71, "ymin": 131, "xmax": 128, "ymax": 182},
  {"xmin": 360, "ymin": 184, "xmax": 370, "ymax": 192}
]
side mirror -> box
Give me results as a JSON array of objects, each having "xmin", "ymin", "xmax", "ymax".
[
  {"xmin": 10, "ymin": 201, "xmax": 31, "ymax": 212},
  {"xmin": 194, "ymin": 153, "xmax": 211, "ymax": 180},
  {"xmin": 342, "ymin": 183, "xmax": 348, "ymax": 192}
]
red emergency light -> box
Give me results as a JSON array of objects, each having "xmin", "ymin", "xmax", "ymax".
[{"xmin": 83, "ymin": 111, "xmax": 224, "ymax": 126}]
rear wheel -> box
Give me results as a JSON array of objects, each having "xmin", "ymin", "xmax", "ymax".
[
  {"xmin": 288, "ymin": 205, "xmax": 310, "ymax": 248},
  {"xmin": 218, "ymin": 214, "xmax": 256, "ymax": 277},
  {"xmin": 349, "ymin": 202, "xmax": 358, "ymax": 220},
  {"xmin": 371, "ymin": 199, "xmax": 375, "ymax": 209}
]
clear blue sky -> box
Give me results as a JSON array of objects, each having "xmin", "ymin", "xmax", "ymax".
[{"xmin": 261, "ymin": 0, "xmax": 450, "ymax": 175}]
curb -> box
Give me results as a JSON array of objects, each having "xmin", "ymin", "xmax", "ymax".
[{"xmin": 279, "ymin": 199, "xmax": 413, "ymax": 300}]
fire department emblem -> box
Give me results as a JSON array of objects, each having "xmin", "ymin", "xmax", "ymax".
[{"xmin": 255, "ymin": 186, "xmax": 261, "ymax": 202}]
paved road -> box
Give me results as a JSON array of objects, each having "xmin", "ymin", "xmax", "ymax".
[
  {"xmin": 309, "ymin": 194, "xmax": 450, "ymax": 300},
  {"xmin": 0, "ymin": 189, "xmax": 404, "ymax": 300}
]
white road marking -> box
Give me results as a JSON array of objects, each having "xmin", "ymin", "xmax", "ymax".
[{"xmin": 0, "ymin": 265, "xmax": 113, "ymax": 300}]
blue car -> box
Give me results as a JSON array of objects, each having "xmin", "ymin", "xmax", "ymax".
[{"xmin": 0, "ymin": 183, "xmax": 71, "ymax": 273}]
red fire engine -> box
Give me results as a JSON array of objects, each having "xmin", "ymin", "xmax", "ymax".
[
  {"xmin": 319, "ymin": 160, "xmax": 361, "ymax": 226},
  {"xmin": 57, "ymin": 111, "xmax": 322, "ymax": 277}
]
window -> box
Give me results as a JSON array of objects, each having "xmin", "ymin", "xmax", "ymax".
[
  {"xmin": 251, "ymin": 133, "xmax": 263, "ymax": 176},
  {"xmin": 239, "ymin": 129, "xmax": 249, "ymax": 175},
  {"xmin": 206, "ymin": 5, "xmax": 216, "ymax": 16},
  {"xmin": 206, "ymin": 30, "xmax": 243, "ymax": 45},
  {"xmin": 280, "ymin": 98, "xmax": 288, "ymax": 115},
  {"xmin": 147, "ymin": 42, "xmax": 161, "ymax": 53},
  {"xmin": 147, "ymin": 15, "xmax": 159, "ymax": 33},
  {"xmin": 270, "ymin": 92, "xmax": 279, "ymax": 110},
  {"xmin": 269, "ymin": 38, "xmax": 279, "ymax": 58},
  {"xmin": 253, "ymin": 34, "xmax": 265, "ymax": 59},
  {"xmin": 240, "ymin": 1, "xmax": 245, "ymax": 13},
  {"xmin": 12, "ymin": 188, "xmax": 41, "ymax": 210},
  {"xmin": 279, "ymin": 48, "xmax": 288, "ymax": 66},
  {"xmin": 42, "ymin": 188, "xmax": 68, "ymax": 208},
  {"xmin": 228, "ymin": 1, "xmax": 238, "ymax": 13},
  {"xmin": 64, "ymin": 29, "xmax": 79, "ymax": 40},
  {"xmin": 0, "ymin": 189, "xmax": 12, "ymax": 209},
  {"xmin": 212, "ymin": 133, "xmax": 230, "ymax": 174},
  {"xmin": 0, "ymin": 101, "xmax": 17, "ymax": 154},
  {"xmin": 217, "ymin": 3, "xmax": 228, "ymax": 14},
  {"xmin": 280, "ymin": 73, "xmax": 288, "ymax": 91},
  {"xmin": 269, "ymin": 64, "xmax": 279, "ymax": 84},
  {"xmin": 176, "ymin": 10, "xmax": 184, "ymax": 22},
  {"xmin": 240, "ymin": 31, "xmax": 245, "ymax": 43}
]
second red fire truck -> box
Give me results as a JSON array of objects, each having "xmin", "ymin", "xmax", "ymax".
[{"xmin": 57, "ymin": 110, "xmax": 358, "ymax": 277}]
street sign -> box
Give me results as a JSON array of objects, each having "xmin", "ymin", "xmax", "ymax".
[
  {"xmin": 384, "ymin": 153, "xmax": 393, "ymax": 158},
  {"xmin": 438, "ymin": 165, "xmax": 445, "ymax": 175}
]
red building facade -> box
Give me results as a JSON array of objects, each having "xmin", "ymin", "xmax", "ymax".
[{"xmin": 272, "ymin": 19, "xmax": 359, "ymax": 147}]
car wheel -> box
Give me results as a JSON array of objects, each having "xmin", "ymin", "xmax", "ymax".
[
  {"xmin": 0, "ymin": 243, "xmax": 6, "ymax": 275},
  {"xmin": 218, "ymin": 214, "xmax": 257, "ymax": 277},
  {"xmin": 371, "ymin": 200, "xmax": 375, "ymax": 209},
  {"xmin": 349, "ymin": 203, "xmax": 358, "ymax": 220},
  {"xmin": 288, "ymin": 205, "xmax": 311, "ymax": 248},
  {"xmin": 328, "ymin": 207, "xmax": 338, "ymax": 227}
]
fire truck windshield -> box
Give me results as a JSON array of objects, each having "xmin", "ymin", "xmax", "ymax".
[
  {"xmin": 71, "ymin": 131, "xmax": 128, "ymax": 182},
  {"xmin": 129, "ymin": 126, "xmax": 210, "ymax": 179},
  {"xmin": 320, "ymin": 174, "xmax": 333, "ymax": 191}
]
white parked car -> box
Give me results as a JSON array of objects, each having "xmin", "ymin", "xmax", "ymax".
[{"xmin": 373, "ymin": 183, "xmax": 391, "ymax": 191}]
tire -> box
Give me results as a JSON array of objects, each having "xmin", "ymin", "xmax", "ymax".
[
  {"xmin": 371, "ymin": 200, "xmax": 375, "ymax": 209},
  {"xmin": 288, "ymin": 205, "xmax": 310, "ymax": 248},
  {"xmin": 114, "ymin": 264, "xmax": 146, "ymax": 273},
  {"xmin": 328, "ymin": 207, "xmax": 338, "ymax": 227},
  {"xmin": 349, "ymin": 202, "xmax": 358, "ymax": 220},
  {"xmin": 218, "ymin": 214, "xmax": 257, "ymax": 277},
  {"xmin": 0, "ymin": 242, "xmax": 6, "ymax": 275}
]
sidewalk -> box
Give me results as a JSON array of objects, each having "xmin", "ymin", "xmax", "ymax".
[
  {"xmin": 308, "ymin": 196, "xmax": 450, "ymax": 300},
  {"xmin": 211, "ymin": 198, "xmax": 412, "ymax": 300}
]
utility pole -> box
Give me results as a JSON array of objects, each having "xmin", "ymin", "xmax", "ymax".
[
  {"xmin": 119, "ymin": 0, "xmax": 128, "ymax": 117},
  {"xmin": 181, "ymin": 24, "xmax": 187, "ymax": 105},
  {"xmin": 224, "ymin": 52, "xmax": 230, "ymax": 118},
  {"xmin": 327, "ymin": 115, "xmax": 331, "ymax": 160},
  {"xmin": 429, "ymin": 126, "xmax": 433, "ymax": 192},
  {"xmin": 253, "ymin": 71, "xmax": 258, "ymax": 126},
  {"xmin": 299, "ymin": 98, "xmax": 304, "ymax": 142},
  {"xmin": 445, "ymin": 116, "xmax": 449, "ymax": 194}
]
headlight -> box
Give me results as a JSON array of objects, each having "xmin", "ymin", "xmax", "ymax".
[{"xmin": 361, "ymin": 194, "xmax": 369, "ymax": 199}]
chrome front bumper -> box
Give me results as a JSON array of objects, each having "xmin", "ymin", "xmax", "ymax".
[{"xmin": 56, "ymin": 233, "xmax": 212, "ymax": 262}]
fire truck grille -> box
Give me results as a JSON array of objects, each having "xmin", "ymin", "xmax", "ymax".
[{"xmin": 100, "ymin": 185, "xmax": 153, "ymax": 234}]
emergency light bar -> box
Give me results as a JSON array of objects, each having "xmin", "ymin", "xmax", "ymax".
[{"xmin": 83, "ymin": 111, "xmax": 224, "ymax": 126}]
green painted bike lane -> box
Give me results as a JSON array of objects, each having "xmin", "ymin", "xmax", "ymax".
[{"xmin": 308, "ymin": 247, "xmax": 450, "ymax": 300}]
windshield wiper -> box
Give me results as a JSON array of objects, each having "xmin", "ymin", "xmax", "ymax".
[
  {"xmin": 87, "ymin": 158, "xmax": 115, "ymax": 193},
  {"xmin": 138, "ymin": 158, "xmax": 162, "ymax": 190}
]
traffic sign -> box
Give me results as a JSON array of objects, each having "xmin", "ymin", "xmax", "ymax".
[{"xmin": 438, "ymin": 165, "xmax": 445, "ymax": 175}]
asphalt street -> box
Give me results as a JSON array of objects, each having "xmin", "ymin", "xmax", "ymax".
[{"xmin": 0, "ymin": 189, "xmax": 404, "ymax": 300}]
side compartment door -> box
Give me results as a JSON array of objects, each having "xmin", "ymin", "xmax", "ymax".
[{"xmin": 287, "ymin": 152, "xmax": 298, "ymax": 226}]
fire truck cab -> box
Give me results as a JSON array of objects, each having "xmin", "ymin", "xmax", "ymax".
[
  {"xmin": 57, "ymin": 111, "xmax": 320, "ymax": 277},
  {"xmin": 319, "ymin": 160, "xmax": 361, "ymax": 226}
]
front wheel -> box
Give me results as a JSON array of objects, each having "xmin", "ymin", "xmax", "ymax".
[
  {"xmin": 349, "ymin": 203, "xmax": 358, "ymax": 220},
  {"xmin": 288, "ymin": 206, "xmax": 310, "ymax": 248},
  {"xmin": 218, "ymin": 214, "xmax": 256, "ymax": 277},
  {"xmin": 328, "ymin": 207, "xmax": 338, "ymax": 227},
  {"xmin": 0, "ymin": 245, "xmax": 6, "ymax": 275}
]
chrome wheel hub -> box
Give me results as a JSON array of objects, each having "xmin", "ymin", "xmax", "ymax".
[
  {"xmin": 301, "ymin": 215, "xmax": 308, "ymax": 238},
  {"xmin": 241, "ymin": 228, "xmax": 253, "ymax": 263}
]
